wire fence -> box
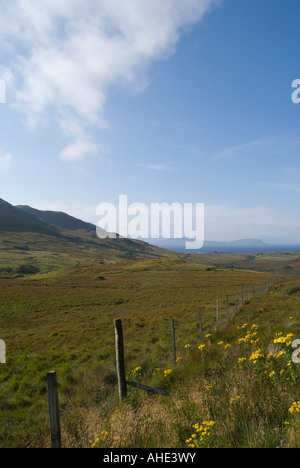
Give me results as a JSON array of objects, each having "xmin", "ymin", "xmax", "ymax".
[{"xmin": 0, "ymin": 273, "xmax": 277, "ymax": 447}]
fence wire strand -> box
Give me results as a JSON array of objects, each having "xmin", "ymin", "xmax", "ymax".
[{"xmin": 0, "ymin": 275, "xmax": 277, "ymax": 401}]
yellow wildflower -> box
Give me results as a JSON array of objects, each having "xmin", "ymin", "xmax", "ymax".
[
  {"xmin": 186, "ymin": 421, "xmax": 215, "ymax": 448},
  {"xmin": 131, "ymin": 366, "xmax": 142, "ymax": 378},
  {"xmin": 250, "ymin": 338, "xmax": 260, "ymax": 344},
  {"xmin": 274, "ymin": 333, "xmax": 294, "ymax": 347},
  {"xmin": 289, "ymin": 402, "xmax": 300, "ymax": 414},
  {"xmin": 229, "ymin": 396, "xmax": 241, "ymax": 405},
  {"xmin": 249, "ymin": 349, "xmax": 264, "ymax": 363}
]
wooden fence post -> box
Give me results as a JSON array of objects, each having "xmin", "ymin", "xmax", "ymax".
[
  {"xmin": 235, "ymin": 289, "xmax": 238, "ymax": 311},
  {"xmin": 216, "ymin": 298, "xmax": 219, "ymax": 328},
  {"xmin": 171, "ymin": 319, "xmax": 176, "ymax": 364},
  {"xmin": 198, "ymin": 308, "xmax": 203, "ymax": 343},
  {"xmin": 114, "ymin": 319, "xmax": 127, "ymax": 403},
  {"xmin": 47, "ymin": 371, "xmax": 61, "ymax": 449},
  {"xmin": 241, "ymin": 284, "xmax": 244, "ymax": 305}
]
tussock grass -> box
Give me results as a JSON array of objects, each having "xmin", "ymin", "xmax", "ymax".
[
  {"xmin": 1, "ymin": 258, "xmax": 300, "ymax": 447},
  {"xmin": 90, "ymin": 277, "xmax": 300, "ymax": 449}
]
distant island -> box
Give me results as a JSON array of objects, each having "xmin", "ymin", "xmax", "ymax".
[{"xmin": 145, "ymin": 238, "xmax": 300, "ymax": 253}]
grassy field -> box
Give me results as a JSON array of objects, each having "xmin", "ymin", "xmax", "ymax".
[
  {"xmin": 0, "ymin": 254, "xmax": 300, "ymax": 448},
  {"xmin": 0, "ymin": 229, "xmax": 178, "ymax": 279},
  {"xmin": 185, "ymin": 251, "xmax": 300, "ymax": 275}
]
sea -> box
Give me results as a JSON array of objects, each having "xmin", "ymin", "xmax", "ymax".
[
  {"xmin": 186, "ymin": 245, "xmax": 300, "ymax": 254},
  {"xmin": 145, "ymin": 239, "xmax": 300, "ymax": 254}
]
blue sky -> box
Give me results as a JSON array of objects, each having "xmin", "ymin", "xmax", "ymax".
[{"xmin": 0, "ymin": 0, "xmax": 300, "ymax": 243}]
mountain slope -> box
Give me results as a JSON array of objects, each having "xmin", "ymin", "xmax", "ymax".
[
  {"xmin": 0, "ymin": 198, "xmax": 177, "ymax": 274},
  {"xmin": 0, "ymin": 198, "xmax": 60, "ymax": 235},
  {"xmin": 17, "ymin": 205, "xmax": 96, "ymax": 232}
]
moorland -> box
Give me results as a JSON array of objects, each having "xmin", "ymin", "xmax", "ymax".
[{"xmin": 0, "ymin": 199, "xmax": 300, "ymax": 448}]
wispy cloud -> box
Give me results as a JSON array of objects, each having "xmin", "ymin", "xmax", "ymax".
[
  {"xmin": 212, "ymin": 140, "xmax": 268, "ymax": 160},
  {"xmin": 138, "ymin": 163, "xmax": 174, "ymax": 172},
  {"xmin": 211, "ymin": 138, "xmax": 300, "ymax": 161},
  {"xmin": 0, "ymin": 0, "xmax": 220, "ymax": 163},
  {"xmin": 0, "ymin": 153, "xmax": 13, "ymax": 171},
  {"xmin": 260, "ymin": 182, "xmax": 300, "ymax": 193}
]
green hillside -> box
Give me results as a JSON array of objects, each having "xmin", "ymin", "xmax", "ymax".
[
  {"xmin": 0, "ymin": 199, "xmax": 177, "ymax": 277},
  {"xmin": 17, "ymin": 205, "xmax": 96, "ymax": 232},
  {"xmin": 0, "ymin": 198, "xmax": 60, "ymax": 235}
]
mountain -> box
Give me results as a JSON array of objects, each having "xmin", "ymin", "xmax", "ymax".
[
  {"xmin": 226, "ymin": 239, "xmax": 267, "ymax": 246},
  {"xmin": 0, "ymin": 198, "xmax": 60, "ymax": 235},
  {"xmin": 201, "ymin": 239, "xmax": 269, "ymax": 250},
  {"xmin": 17, "ymin": 205, "xmax": 96, "ymax": 233},
  {"xmin": 0, "ymin": 198, "xmax": 177, "ymax": 275}
]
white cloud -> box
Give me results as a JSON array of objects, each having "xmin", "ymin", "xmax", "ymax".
[
  {"xmin": 0, "ymin": 0, "xmax": 220, "ymax": 161},
  {"xmin": 60, "ymin": 139, "xmax": 99, "ymax": 162},
  {"xmin": 0, "ymin": 153, "xmax": 13, "ymax": 171}
]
